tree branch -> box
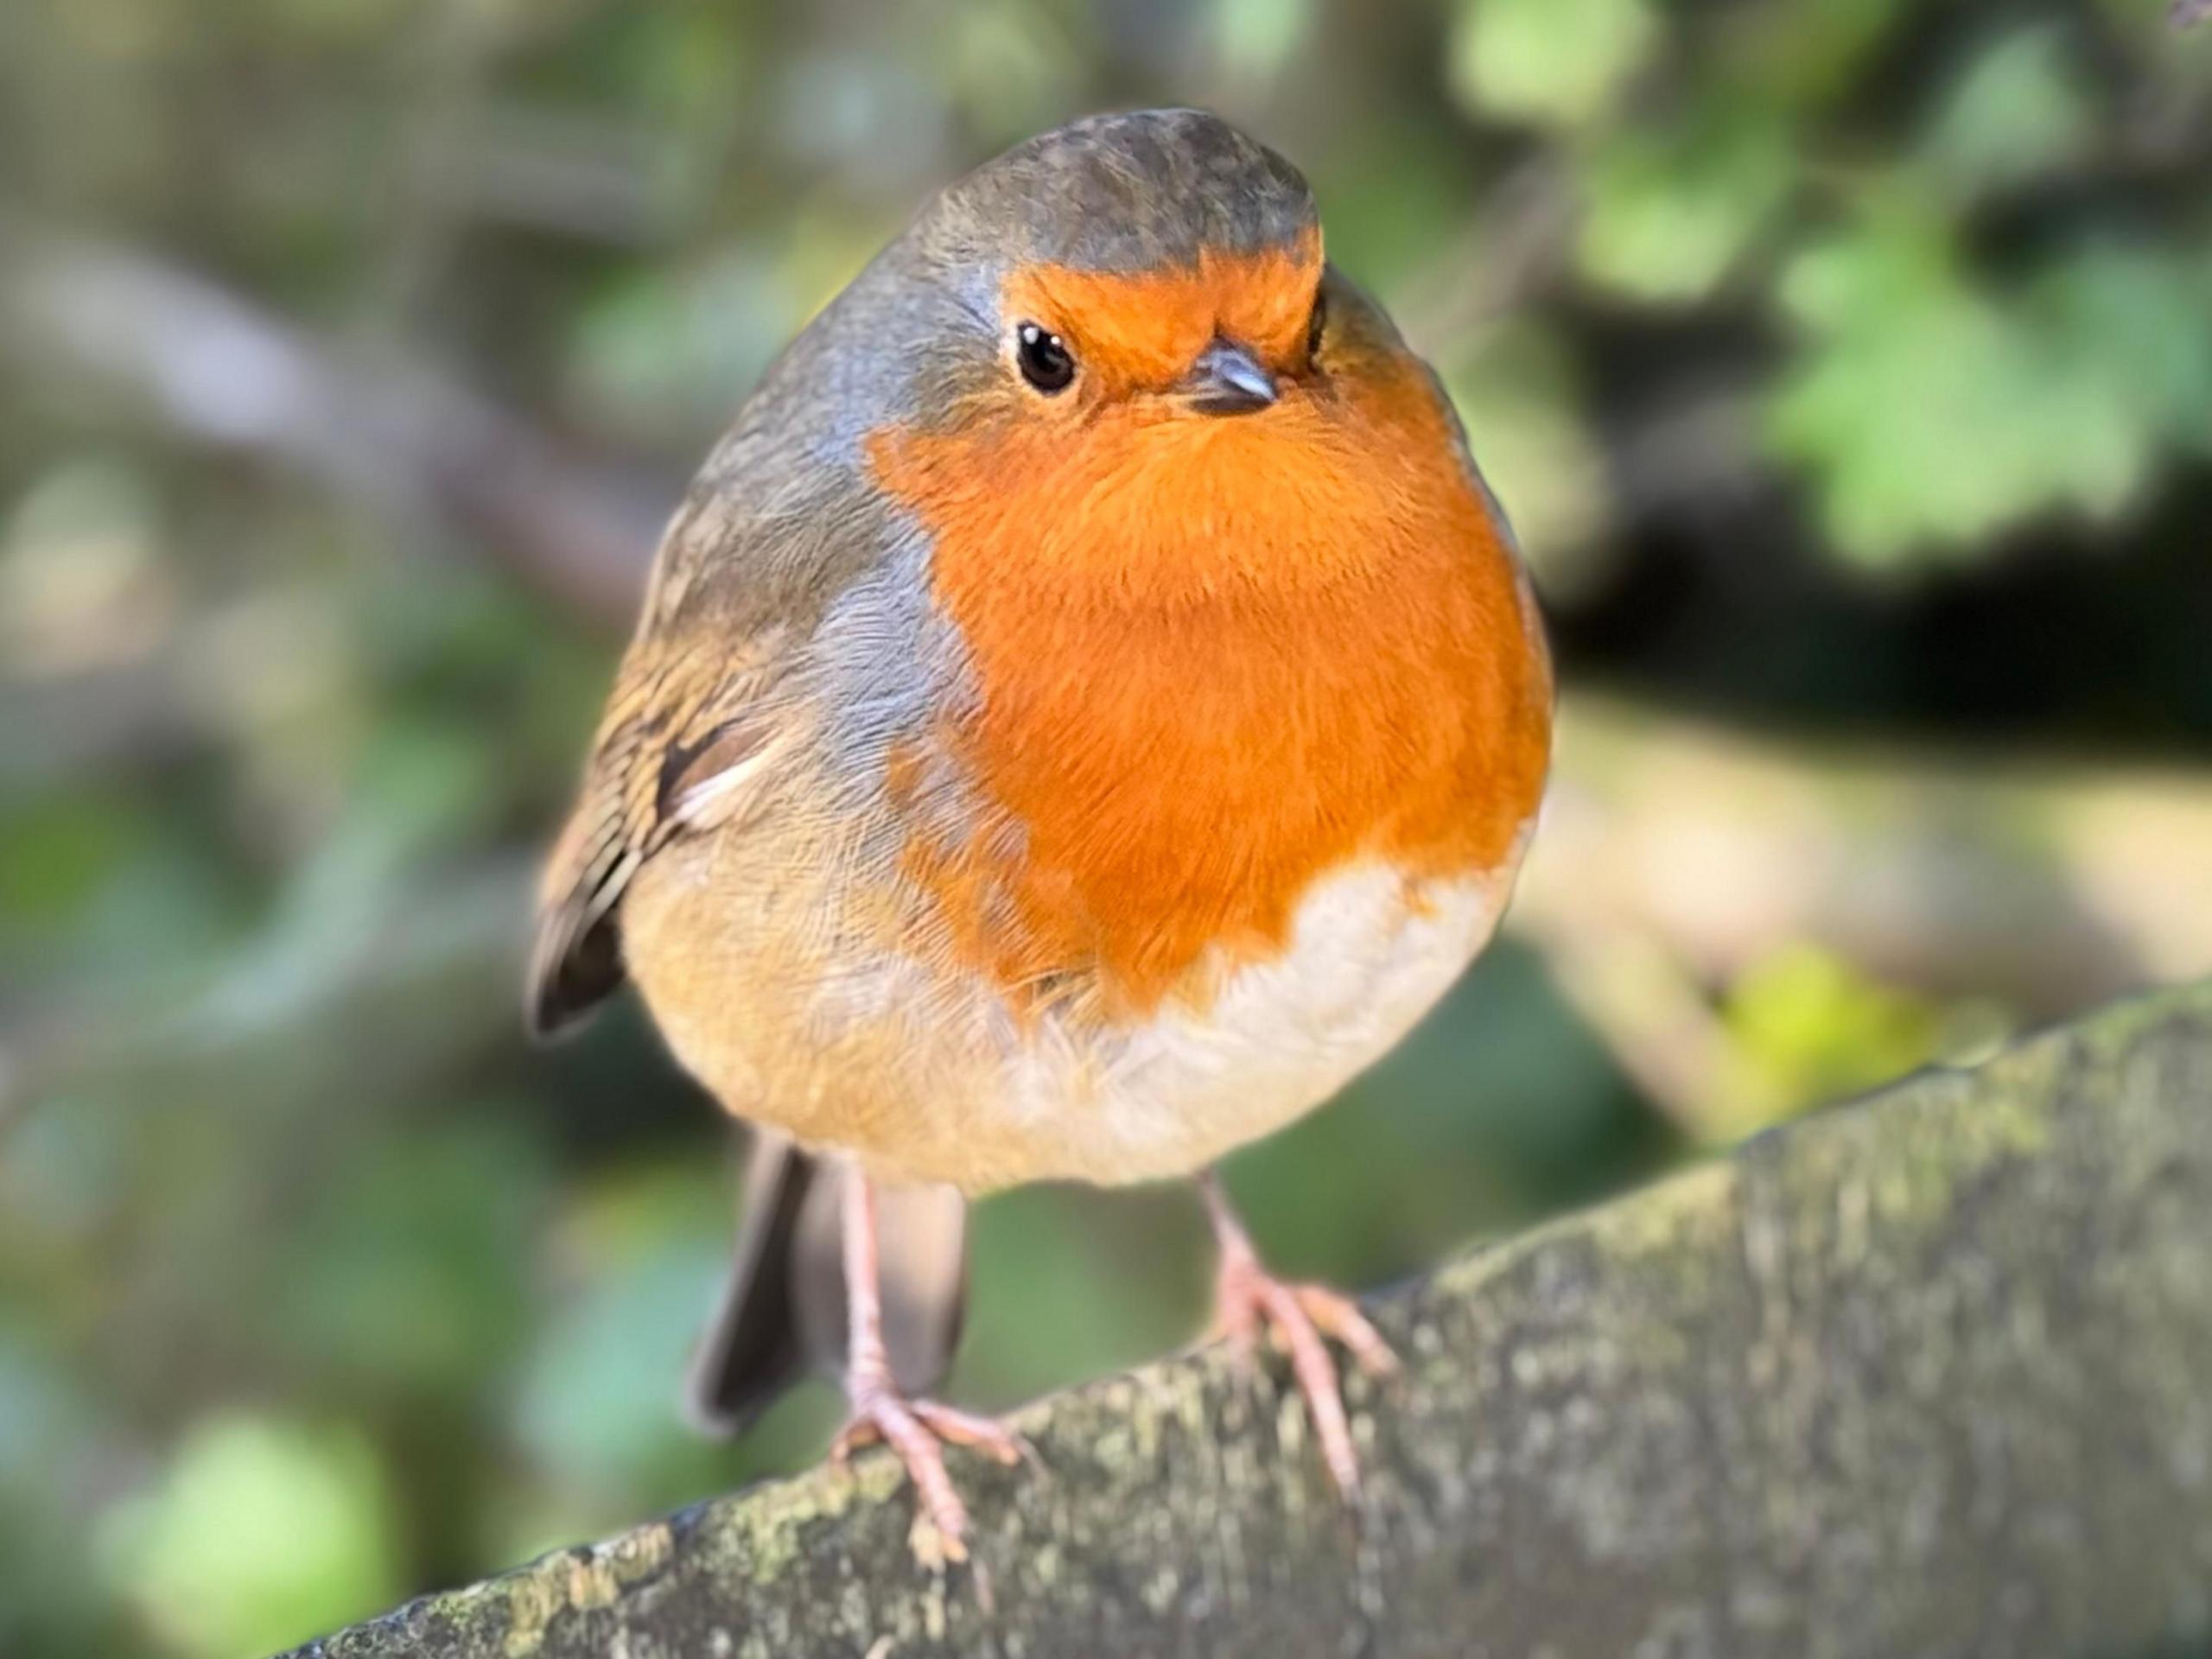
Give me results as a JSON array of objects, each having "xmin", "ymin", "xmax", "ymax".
[
  {"xmin": 0, "ymin": 218, "xmax": 666, "ymax": 626},
  {"xmin": 285, "ymin": 979, "xmax": 2212, "ymax": 1658}
]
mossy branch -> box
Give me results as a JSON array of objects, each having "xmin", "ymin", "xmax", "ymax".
[{"xmin": 286, "ymin": 981, "xmax": 2212, "ymax": 1659}]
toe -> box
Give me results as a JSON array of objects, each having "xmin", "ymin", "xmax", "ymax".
[
  {"xmin": 830, "ymin": 1417, "xmax": 880, "ymax": 1464},
  {"xmin": 1209, "ymin": 1270, "xmax": 1381, "ymax": 1498},
  {"xmin": 1298, "ymin": 1286, "xmax": 1399, "ymax": 1380},
  {"xmin": 1265, "ymin": 1286, "xmax": 1361, "ymax": 1497},
  {"xmin": 831, "ymin": 1389, "xmax": 1035, "ymax": 1567},
  {"xmin": 911, "ymin": 1401, "xmax": 1028, "ymax": 1467}
]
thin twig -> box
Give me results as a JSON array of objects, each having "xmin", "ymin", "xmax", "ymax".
[{"xmin": 0, "ymin": 216, "xmax": 665, "ymax": 626}]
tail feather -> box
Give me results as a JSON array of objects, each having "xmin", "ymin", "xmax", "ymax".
[
  {"xmin": 683, "ymin": 1132, "xmax": 819, "ymax": 1436},
  {"xmin": 685, "ymin": 1131, "xmax": 969, "ymax": 1437}
]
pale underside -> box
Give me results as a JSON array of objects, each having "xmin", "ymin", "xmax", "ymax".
[{"xmin": 622, "ymin": 816, "xmax": 1530, "ymax": 1193}]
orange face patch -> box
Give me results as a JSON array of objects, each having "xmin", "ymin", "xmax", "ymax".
[
  {"xmin": 869, "ymin": 293, "xmax": 1552, "ymax": 1017},
  {"xmin": 1002, "ymin": 232, "xmax": 1322, "ymax": 396}
]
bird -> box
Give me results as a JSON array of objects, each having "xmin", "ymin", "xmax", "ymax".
[{"xmin": 529, "ymin": 107, "xmax": 1554, "ymax": 1562}]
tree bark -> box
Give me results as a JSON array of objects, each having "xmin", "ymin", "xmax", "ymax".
[{"xmin": 285, "ymin": 981, "xmax": 2212, "ymax": 1658}]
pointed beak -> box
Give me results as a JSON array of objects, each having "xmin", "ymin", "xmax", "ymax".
[{"xmin": 1181, "ymin": 338, "xmax": 1278, "ymax": 415}]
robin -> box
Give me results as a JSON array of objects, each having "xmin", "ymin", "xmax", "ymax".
[{"xmin": 530, "ymin": 108, "xmax": 1553, "ymax": 1560}]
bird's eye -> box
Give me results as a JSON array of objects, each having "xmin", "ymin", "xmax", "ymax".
[
  {"xmin": 1306, "ymin": 288, "xmax": 1328, "ymax": 363},
  {"xmin": 1015, "ymin": 322, "xmax": 1076, "ymax": 393}
]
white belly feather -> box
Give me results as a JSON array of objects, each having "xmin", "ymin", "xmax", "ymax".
[
  {"xmin": 639, "ymin": 834, "xmax": 1528, "ymax": 1192},
  {"xmin": 886, "ymin": 858, "xmax": 1517, "ymax": 1188}
]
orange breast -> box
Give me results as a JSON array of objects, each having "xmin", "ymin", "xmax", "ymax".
[{"xmin": 868, "ymin": 340, "xmax": 1552, "ymax": 1017}]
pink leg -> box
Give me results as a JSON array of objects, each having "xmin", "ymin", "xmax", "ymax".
[
  {"xmin": 829, "ymin": 1164, "xmax": 1023, "ymax": 1564},
  {"xmin": 1200, "ymin": 1171, "xmax": 1398, "ymax": 1498}
]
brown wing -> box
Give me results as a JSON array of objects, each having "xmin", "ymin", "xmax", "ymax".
[
  {"xmin": 528, "ymin": 368, "xmax": 898, "ymax": 1039},
  {"xmin": 526, "ymin": 631, "xmax": 791, "ymax": 1038}
]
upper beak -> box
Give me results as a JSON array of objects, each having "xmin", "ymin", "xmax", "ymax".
[{"xmin": 1182, "ymin": 338, "xmax": 1278, "ymax": 415}]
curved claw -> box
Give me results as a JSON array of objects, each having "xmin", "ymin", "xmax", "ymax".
[
  {"xmin": 1288, "ymin": 1282, "xmax": 1400, "ymax": 1382},
  {"xmin": 1202, "ymin": 1174, "xmax": 1397, "ymax": 1500},
  {"xmin": 833, "ymin": 1388, "xmax": 1027, "ymax": 1565},
  {"xmin": 829, "ymin": 1166, "xmax": 1032, "ymax": 1565}
]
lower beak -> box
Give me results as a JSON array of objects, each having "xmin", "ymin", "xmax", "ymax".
[{"xmin": 1182, "ymin": 339, "xmax": 1278, "ymax": 415}]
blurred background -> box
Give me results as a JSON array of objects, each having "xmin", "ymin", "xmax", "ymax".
[{"xmin": 3, "ymin": 0, "xmax": 2210, "ymax": 1652}]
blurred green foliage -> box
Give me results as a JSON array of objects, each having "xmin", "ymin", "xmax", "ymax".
[
  {"xmin": 3, "ymin": 0, "xmax": 2209, "ymax": 1654},
  {"xmin": 1721, "ymin": 943, "xmax": 1943, "ymax": 1132},
  {"xmin": 102, "ymin": 1418, "xmax": 403, "ymax": 1659}
]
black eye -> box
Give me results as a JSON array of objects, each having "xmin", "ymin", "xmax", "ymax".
[
  {"xmin": 1306, "ymin": 288, "xmax": 1327, "ymax": 362},
  {"xmin": 1015, "ymin": 322, "xmax": 1076, "ymax": 393}
]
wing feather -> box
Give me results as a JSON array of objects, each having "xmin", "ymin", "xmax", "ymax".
[{"xmin": 526, "ymin": 632, "xmax": 790, "ymax": 1038}]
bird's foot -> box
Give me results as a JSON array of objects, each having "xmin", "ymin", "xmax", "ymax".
[
  {"xmin": 1211, "ymin": 1237, "xmax": 1398, "ymax": 1498},
  {"xmin": 831, "ymin": 1382, "xmax": 1025, "ymax": 1565}
]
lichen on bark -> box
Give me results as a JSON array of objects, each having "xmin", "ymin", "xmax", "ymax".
[{"xmin": 285, "ymin": 981, "xmax": 2212, "ymax": 1659}]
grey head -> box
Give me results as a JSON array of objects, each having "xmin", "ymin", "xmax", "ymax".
[
  {"xmin": 721, "ymin": 111, "xmax": 1324, "ymax": 461},
  {"xmin": 657, "ymin": 111, "xmax": 1334, "ymax": 632},
  {"xmin": 923, "ymin": 107, "xmax": 1319, "ymax": 278}
]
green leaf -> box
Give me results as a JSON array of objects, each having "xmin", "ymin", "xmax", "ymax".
[
  {"xmin": 1211, "ymin": 0, "xmax": 1317, "ymax": 84},
  {"xmin": 1715, "ymin": 0, "xmax": 1907, "ymax": 109},
  {"xmin": 1920, "ymin": 24, "xmax": 2097, "ymax": 200},
  {"xmin": 1765, "ymin": 212, "xmax": 2162, "ymax": 567},
  {"xmin": 1723, "ymin": 944, "xmax": 1940, "ymax": 1122},
  {"xmin": 2033, "ymin": 240, "xmax": 2212, "ymax": 454},
  {"xmin": 1447, "ymin": 0, "xmax": 1661, "ymax": 129},
  {"xmin": 100, "ymin": 1416, "xmax": 400, "ymax": 1659},
  {"xmin": 1576, "ymin": 106, "xmax": 1794, "ymax": 304}
]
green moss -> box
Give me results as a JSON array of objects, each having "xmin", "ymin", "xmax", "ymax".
[{"xmin": 284, "ymin": 981, "xmax": 2212, "ymax": 1659}]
